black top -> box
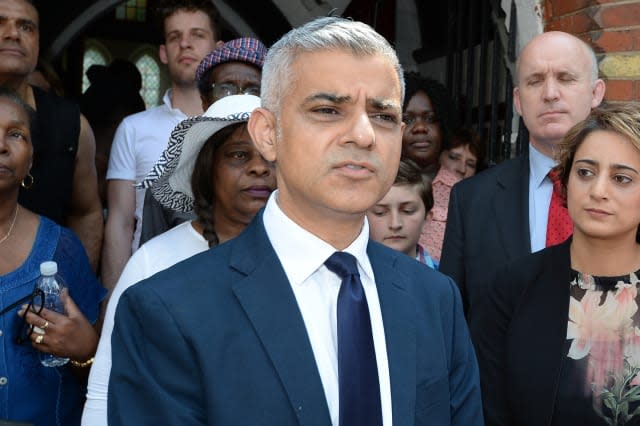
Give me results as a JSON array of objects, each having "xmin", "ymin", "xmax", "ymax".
[
  {"xmin": 18, "ymin": 86, "xmax": 80, "ymax": 225},
  {"xmin": 138, "ymin": 189, "xmax": 195, "ymax": 246}
]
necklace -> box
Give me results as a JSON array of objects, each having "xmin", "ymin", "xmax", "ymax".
[{"xmin": 0, "ymin": 205, "xmax": 19, "ymax": 245}]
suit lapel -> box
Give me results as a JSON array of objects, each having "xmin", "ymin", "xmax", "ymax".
[
  {"xmin": 369, "ymin": 243, "xmax": 416, "ymax": 425},
  {"xmin": 229, "ymin": 215, "xmax": 331, "ymax": 426},
  {"xmin": 493, "ymin": 154, "xmax": 531, "ymax": 258},
  {"xmin": 515, "ymin": 242, "xmax": 571, "ymax": 425}
]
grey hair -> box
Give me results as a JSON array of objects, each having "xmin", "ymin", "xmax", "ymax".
[{"xmin": 261, "ymin": 16, "xmax": 405, "ymax": 113}]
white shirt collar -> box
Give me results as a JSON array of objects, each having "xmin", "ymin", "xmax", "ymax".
[
  {"xmin": 162, "ymin": 89, "xmax": 189, "ymax": 118},
  {"xmin": 262, "ymin": 190, "xmax": 374, "ymax": 286},
  {"xmin": 529, "ymin": 143, "xmax": 557, "ymax": 188}
]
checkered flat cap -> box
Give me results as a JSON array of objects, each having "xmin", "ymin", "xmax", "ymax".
[{"xmin": 195, "ymin": 37, "xmax": 267, "ymax": 82}]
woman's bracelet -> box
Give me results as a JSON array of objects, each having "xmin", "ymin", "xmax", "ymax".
[{"xmin": 70, "ymin": 357, "xmax": 94, "ymax": 368}]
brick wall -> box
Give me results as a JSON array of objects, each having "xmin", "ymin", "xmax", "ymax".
[{"xmin": 541, "ymin": 0, "xmax": 640, "ymax": 102}]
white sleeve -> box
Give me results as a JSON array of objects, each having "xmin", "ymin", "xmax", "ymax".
[
  {"xmin": 106, "ymin": 117, "xmax": 137, "ymax": 181},
  {"xmin": 82, "ymin": 247, "xmax": 152, "ymax": 426}
]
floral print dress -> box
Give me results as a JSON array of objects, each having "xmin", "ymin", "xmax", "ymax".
[{"xmin": 556, "ymin": 270, "xmax": 640, "ymax": 426}]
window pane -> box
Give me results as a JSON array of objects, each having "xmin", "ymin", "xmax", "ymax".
[
  {"xmin": 82, "ymin": 48, "xmax": 107, "ymax": 93},
  {"xmin": 135, "ymin": 54, "xmax": 160, "ymax": 108},
  {"xmin": 116, "ymin": 0, "xmax": 147, "ymax": 22}
]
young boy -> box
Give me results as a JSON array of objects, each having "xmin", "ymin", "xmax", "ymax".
[{"xmin": 367, "ymin": 159, "xmax": 438, "ymax": 269}]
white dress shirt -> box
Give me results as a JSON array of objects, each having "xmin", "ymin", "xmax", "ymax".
[
  {"xmin": 262, "ymin": 191, "xmax": 392, "ymax": 426},
  {"xmin": 528, "ymin": 144, "xmax": 557, "ymax": 253}
]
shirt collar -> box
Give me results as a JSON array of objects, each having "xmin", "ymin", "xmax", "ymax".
[
  {"xmin": 262, "ymin": 190, "xmax": 374, "ymax": 286},
  {"xmin": 162, "ymin": 89, "xmax": 188, "ymax": 118},
  {"xmin": 529, "ymin": 143, "xmax": 557, "ymax": 188},
  {"xmin": 433, "ymin": 167, "xmax": 462, "ymax": 186}
]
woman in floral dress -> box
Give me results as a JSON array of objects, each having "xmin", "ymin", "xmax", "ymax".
[{"xmin": 471, "ymin": 103, "xmax": 640, "ymax": 426}]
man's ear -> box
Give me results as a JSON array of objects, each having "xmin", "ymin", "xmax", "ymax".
[
  {"xmin": 591, "ymin": 78, "xmax": 606, "ymax": 108},
  {"xmin": 159, "ymin": 45, "xmax": 168, "ymax": 65},
  {"xmin": 248, "ymin": 107, "xmax": 278, "ymax": 162},
  {"xmin": 513, "ymin": 86, "xmax": 523, "ymax": 116}
]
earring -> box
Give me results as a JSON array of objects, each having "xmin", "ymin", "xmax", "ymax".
[{"xmin": 21, "ymin": 173, "xmax": 34, "ymax": 189}]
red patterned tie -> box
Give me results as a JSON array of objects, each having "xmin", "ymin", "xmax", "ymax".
[{"xmin": 546, "ymin": 170, "xmax": 573, "ymax": 246}]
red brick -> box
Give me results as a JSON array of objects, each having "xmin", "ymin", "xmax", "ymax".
[
  {"xmin": 596, "ymin": 0, "xmax": 633, "ymax": 4},
  {"xmin": 553, "ymin": 0, "xmax": 597, "ymax": 16},
  {"xmin": 545, "ymin": 10, "xmax": 601, "ymax": 33},
  {"xmin": 600, "ymin": 3, "xmax": 640, "ymax": 28},
  {"xmin": 588, "ymin": 29, "xmax": 640, "ymax": 53},
  {"xmin": 541, "ymin": 0, "xmax": 554, "ymax": 21},
  {"xmin": 604, "ymin": 79, "xmax": 634, "ymax": 101}
]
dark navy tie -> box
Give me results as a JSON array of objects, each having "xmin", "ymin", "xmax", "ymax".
[{"xmin": 325, "ymin": 252, "xmax": 382, "ymax": 426}]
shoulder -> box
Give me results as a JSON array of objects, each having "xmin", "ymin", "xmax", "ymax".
[
  {"xmin": 369, "ymin": 241, "xmax": 459, "ymax": 304},
  {"xmin": 37, "ymin": 217, "xmax": 81, "ymax": 251},
  {"xmin": 115, "ymin": 223, "xmax": 207, "ymax": 304},
  {"xmin": 47, "ymin": 218, "xmax": 93, "ymax": 264},
  {"xmin": 489, "ymin": 243, "xmax": 566, "ymax": 300},
  {"xmin": 454, "ymin": 156, "xmax": 526, "ymax": 194},
  {"xmin": 33, "ymin": 85, "xmax": 79, "ymax": 114},
  {"xmin": 135, "ymin": 222, "xmax": 208, "ymax": 268},
  {"xmin": 124, "ymin": 237, "xmax": 233, "ymax": 301},
  {"xmin": 120, "ymin": 105, "xmax": 168, "ymax": 127}
]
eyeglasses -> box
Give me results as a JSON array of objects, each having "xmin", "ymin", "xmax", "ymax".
[
  {"xmin": 0, "ymin": 288, "xmax": 45, "ymax": 345},
  {"xmin": 402, "ymin": 112, "xmax": 438, "ymax": 126},
  {"xmin": 211, "ymin": 83, "xmax": 261, "ymax": 101}
]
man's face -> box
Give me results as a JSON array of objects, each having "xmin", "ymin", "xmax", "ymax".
[
  {"xmin": 514, "ymin": 32, "xmax": 605, "ymax": 155},
  {"xmin": 202, "ymin": 61, "xmax": 261, "ymax": 109},
  {"xmin": 256, "ymin": 50, "xmax": 404, "ymax": 230},
  {"xmin": 159, "ymin": 10, "xmax": 217, "ymax": 87},
  {"xmin": 0, "ymin": 0, "xmax": 39, "ymax": 78}
]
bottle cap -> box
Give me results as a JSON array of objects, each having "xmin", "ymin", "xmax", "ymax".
[{"xmin": 40, "ymin": 261, "xmax": 58, "ymax": 276}]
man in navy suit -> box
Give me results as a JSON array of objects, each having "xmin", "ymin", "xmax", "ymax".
[
  {"xmin": 108, "ymin": 16, "xmax": 482, "ymax": 426},
  {"xmin": 440, "ymin": 31, "xmax": 606, "ymax": 316}
]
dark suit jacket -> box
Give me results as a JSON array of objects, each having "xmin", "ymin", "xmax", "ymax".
[
  {"xmin": 440, "ymin": 154, "xmax": 531, "ymax": 315},
  {"xmin": 108, "ymin": 212, "xmax": 483, "ymax": 426},
  {"xmin": 470, "ymin": 240, "xmax": 572, "ymax": 426}
]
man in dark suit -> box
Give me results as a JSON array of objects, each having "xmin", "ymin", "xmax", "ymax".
[
  {"xmin": 440, "ymin": 31, "xmax": 606, "ymax": 316},
  {"xmin": 108, "ymin": 16, "xmax": 482, "ymax": 426}
]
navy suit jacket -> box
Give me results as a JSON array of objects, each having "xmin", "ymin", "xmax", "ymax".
[
  {"xmin": 440, "ymin": 154, "xmax": 531, "ymax": 316},
  {"xmin": 108, "ymin": 212, "xmax": 482, "ymax": 426}
]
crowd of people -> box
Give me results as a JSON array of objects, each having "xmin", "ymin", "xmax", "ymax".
[{"xmin": 0, "ymin": 0, "xmax": 638, "ymax": 425}]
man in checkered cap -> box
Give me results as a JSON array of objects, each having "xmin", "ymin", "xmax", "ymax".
[
  {"xmin": 138, "ymin": 37, "xmax": 268, "ymax": 245},
  {"xmin": 196, "ymin": 37, "xmax": 267, "ymax": 109}
]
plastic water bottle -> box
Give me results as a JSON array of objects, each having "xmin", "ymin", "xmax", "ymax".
[{"xmin": 36, "ymin": 261, "xmax": 69, "ymax": 367}]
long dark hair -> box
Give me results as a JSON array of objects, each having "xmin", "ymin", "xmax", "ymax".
[{"xmin": 190, "ymin": 122, "xmax": 243, "ymax": 247}]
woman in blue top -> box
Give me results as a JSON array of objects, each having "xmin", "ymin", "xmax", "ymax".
[{"xmin": 0, "ymin": 87, "xmax": 106, "ymax": 426}]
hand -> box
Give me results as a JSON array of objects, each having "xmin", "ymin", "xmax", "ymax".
[{"xmin": 18, "ymin": 288, "xmax": 98, "ymax": 360}]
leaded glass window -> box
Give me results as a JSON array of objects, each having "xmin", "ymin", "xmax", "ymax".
[
  {"xmin": 116, "ymin": 0, "xmax": 147, "ymax": 22},
  {"xmin": 82, "ymin": 47, "xmax": 107, "ymax": 93},
  {"xmin": 136, "ymin": 54, "xmax": 160, "ymax": 108}
]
